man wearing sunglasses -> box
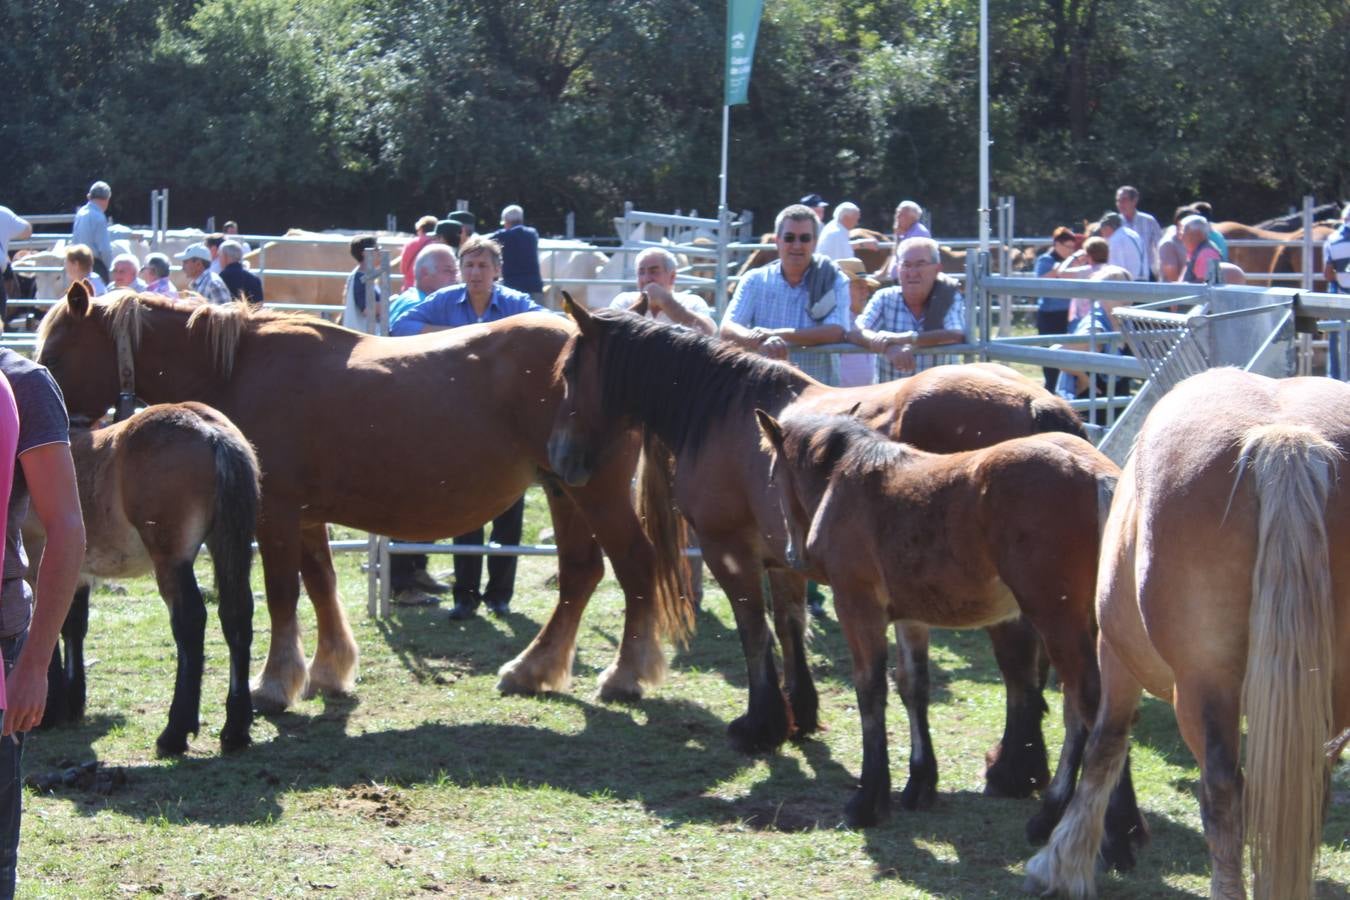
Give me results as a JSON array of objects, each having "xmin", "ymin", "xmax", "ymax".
[{"xmin": 720, "ymin": 204, "xmax": 853, "ymax": 385}]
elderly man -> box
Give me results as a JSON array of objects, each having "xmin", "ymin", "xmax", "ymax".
[
  {"xmin": 175, "ymin": 243, "xmax": 231, "ymax": 304},
  {"xmin": 491, "ymin": 204, "xmax": 544, "ymax": 304},
  {"xmin": 873, "ymin": 200, "xmax": 932, "ymax": 282},
  {"xmin": 140, "ymin": 253, "xmax": 176, "ymax": 298},
  {"xmin": 109, "ymin": 253, "xmax": 146, "ymax": 292},
  {"xmin": 800, "ymin": 193, "xmax": 829, "ymax": 223},
  {"xmin": 1176, "ymin": 214, "xmax": 1222, "ymax": 283},
  {"xmin": 721, "ymin": 204, "xmax": 854, "ymax": 385},
  {"xmin": 388, "ymin": 243, "xmax": 463, "ymax": 336},
  {"xmin": 817, "ymin": 201, "xmax": 862, "ymax": 261},
  {"xmin": 392, "ymin": 235, "xmax": 546, "ymax": 620},
  {"xmin": 218, "ymin": 240, "xmax": 263, "ymax": 304},
  {"xmin": 1097, "ymin": 212, "xmax": 1148, "ymax": 281},
  {"xmin": 608, "ymin": 247, "xmax": 715, "ymax": 335},
  {"xmin": 1115, "ymin": 186, "xmax": 1162, "ymax": 280},
  {"xmin": 855, "ymin": 236, "xmax": 966, "ymax": 382},
  {"xmin": 70, "ymin": 181, "xmax": 113, "ymax": 280}
]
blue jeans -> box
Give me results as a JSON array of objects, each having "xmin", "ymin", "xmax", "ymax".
[{"xmin": 0, "ymin": 632, "xmax": 26, "ymax": 899}]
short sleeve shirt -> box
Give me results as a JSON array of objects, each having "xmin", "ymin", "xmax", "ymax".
[
  {"xmin": 857, "ymin": 283, "xmax": 966, "ymax": 382},
  {"xmin": 0, "ymin": 350, "xmax": 71, "ymax": 637},
  {"xmin": 0, "ymin": 207, "xmax": 26, "ymax": 261},
  {"xmin": 722, "ymin": 261, "xmax": 852, "ymax": 385}
]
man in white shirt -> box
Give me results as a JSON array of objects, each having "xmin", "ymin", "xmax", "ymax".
[
  {"xmin": 1115, "ymin": 186, "xmax": 1163, "ymax": 280},
  {"xmin": 817, "ymin": 202, "xmax": 861, "ymax": 261},
  {"xmin": 609, "ymin": 247, "xmax": 715, "ymax": 335},
  {"xmin": 1097, "ymin": 212, "xmax": 1147, "ymax": 281}
]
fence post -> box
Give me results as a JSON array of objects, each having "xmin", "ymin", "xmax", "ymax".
[
  {"xmin": 149, "ymin": 190, "xmax": 159, "ymax": 248},
  {"xmin": 715, "ymin": 207, "xmax": 730, "ymax": 320},
  {"xmin": 565, "ymin": 211, "xmax": 575, "ymax": 239},
  {"xmin": 386, "ymin": 214, "xmax": 397, "ymax": 233},
  {"xmin": 362, "ymin": 247, "xmax": 379, "ymax": 335}
]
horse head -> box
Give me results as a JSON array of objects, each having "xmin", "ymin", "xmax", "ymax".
[
  {"xmin": 35, "ymin": 281, "xmax": 123, "ymax": 420},
  {"xmin": 547, "ymin": 291, "xmax": 640, "ymax": 486}
]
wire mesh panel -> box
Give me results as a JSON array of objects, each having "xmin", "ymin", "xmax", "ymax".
[{"xmin": 1113, "ymin": 306, "xmax": 1212, "ymax": 393}]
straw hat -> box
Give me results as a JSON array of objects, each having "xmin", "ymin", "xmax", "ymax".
[{"xmin": 837, "ymin": 257, "xmax": 881, "ymax": 289}]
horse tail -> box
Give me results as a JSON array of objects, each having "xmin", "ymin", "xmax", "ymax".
[
  {"xmin": 1238, "ymin": 423, "xmax": 1339, "ymax": 900},
  {"xmin": 1095, "ymin": 470, "xmax": 1119, "ymax": 538},
  {"xmin": 635, "ymin": 430, "xmax": 694, "ymax": 646},
  {"xmin": 203, "ymin": 419, "xmax": 262, "ymax": 612},
  {"xmin": 1030, "ymin": 394, "xmax": 1088, "ymax": 440}
]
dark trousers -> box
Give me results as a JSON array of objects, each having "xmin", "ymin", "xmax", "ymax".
[
  {"xmin": 0, "ymin": 632, "xmax": 27, "ymax": 899},
  {"xmin": 1036, "ymin": 308, "xmax": 1070, "ymax": 392},
  {"xmin": 454, "ymin": 495, "xmax": 526, "ymax": 607},
  {"xmin": 388, "ymin": 553, "xmax": 429, "ymax": 591}
]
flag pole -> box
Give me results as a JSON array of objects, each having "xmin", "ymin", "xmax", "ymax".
[{"xmin": 978, "ymin": 0, "xmax": 990, "ymax": 256}]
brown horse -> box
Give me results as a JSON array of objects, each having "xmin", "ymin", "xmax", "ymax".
[
  {"xmin": 30, "ymin": 402, "xmax": 259, "ymax": 754},
  {"xmin": 549, "ymin": 298, "xmax": 1090, "ymax": 806},
  {"xmin": 1215, "ymin": 221, "xmax": 1334, "ymax": 285},
  {"xmin": 35, "ymin": 285, "xmax": 686, "ymax": 715},
  {"xmin": 754, "ymin": 410, "xmax": 1143, "ymax": 853},
  {"xmin": 1026, "ymin": 368, "xmax": 1350, "ymax": 899}
]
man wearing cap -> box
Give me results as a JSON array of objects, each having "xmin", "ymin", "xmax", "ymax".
[
  {"xmin": 800, "ymin": 193, "xmax": 829, "ymax": 223},
  {"xmin": 721, "ymin": 204, "xmax": 853, "ymax": 385},
  {"xmin": 71, "ymin": 181, "xmax": 114, "ymax": 281},
  {"xmin": 447, "ymin": 210, "xmax": 476, "ymax": 239},
  {"xmin": 608, "ymin": 247, "xmax": 715, "ymax": 335},
  {"xmin": 855, "ymin": 236, "xmax": 967, "ymax": 382},
  {"xmin": 175, "ymin": 243, "xmax": 231, "ymax": 304},
  {"xmin": 140, "ymin": 253, "xmax": 176, "ymax": 298},
  {"xmin": 817, "ymin": 202, "xmax": 862, "ymax": 261},
  {"xmin": 491, "ymin": 205, "xmax": 544, "ymax": 305},
  {"xmin": 218, "ymin": 240, "xmax": 264, "ymax": 305},
  {"xmin": 109, "ymin": 253, "xmax": 146, "ymax": 292}
]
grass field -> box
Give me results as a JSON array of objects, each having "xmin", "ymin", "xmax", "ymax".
[{"xmin": 17, "ymin": 491, "xmax": 1350, "ymax": 898}]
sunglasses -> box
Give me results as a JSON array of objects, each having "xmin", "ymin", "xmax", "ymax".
[{"xmin": 779, "ymin": 233, "xmax": 815, "ymax": 243}]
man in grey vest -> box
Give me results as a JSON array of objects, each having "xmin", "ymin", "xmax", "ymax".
[{"xmin": 853, "ymin": 236, "xmax": 966, "ymax": 381}]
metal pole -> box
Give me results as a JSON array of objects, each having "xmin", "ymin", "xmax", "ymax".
[
  {"xmin": 716, "ymin": 104, "xmax": 731, "ymax": 318},
  {"xmin": 978, "ymin": 0, "xmax": 990, "ymax": 256},
  {"xmin": 378, "ymin": 249, "xmax": 392, "ymax": 335},
  {"xmin": 1302, "ymin": 194, "xmax": 1314, "ymax": 291},
  {"xmin": 361, "ymin": 247, "xmax": 379, "ymax": 335}
]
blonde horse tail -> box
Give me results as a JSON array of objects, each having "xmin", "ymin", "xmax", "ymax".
[
  {"xmin": 636, "ymin": 430, "xmax": 694, "ymax": 647},
  {"xmin": 1239, "ymin": 423, "xmax": 1339, "ymax": 900}
]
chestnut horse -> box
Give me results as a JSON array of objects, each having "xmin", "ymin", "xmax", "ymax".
[
  {"xmin": 755, "ymin": 410, "xmax": 1143, "ymax": 854},
  {"xmin": 550, "ymin": 298, "xmax": 1089, "ymax": 806},
  {"xmin": 32, "ymin": 403, "xmax": 259, "ymax": 754},
  {"xmin": 35, "ymin": 285, "xmax": 686, "ymax": 714},
  {"xmin": 1026, "ymin": 368, "xmax": 1350, "ymax": 899}
]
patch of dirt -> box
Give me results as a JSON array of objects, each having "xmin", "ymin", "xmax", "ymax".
[{"xmin": 335, "ymin": 783, "xmax": 410, "ymax": 827}]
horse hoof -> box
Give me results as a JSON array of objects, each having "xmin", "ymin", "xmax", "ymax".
[
  {"xmin": 845, "ymin": 791, "xmax": 891, "ymax": 828},
  {"xmin": 984, "ymin": 761, "xmax": 1047, "ymax": 800},
  {"xmin": 596, "ymin": 679, "xmax": 643, "ymax": 704},
  {"xmin": 220, "ymin": 729, "xmax": 253, "ymax": 754},
  {"xmin": 726, "ymin": 714, "xmax": 786, "ymax": 755},
  {"xmin": 156, "ymin": 733, "xmax": 190, "ymax": 757},
  {"xmin": 898, "ymin": 778, "xmax": 937, "ymax": 811}
]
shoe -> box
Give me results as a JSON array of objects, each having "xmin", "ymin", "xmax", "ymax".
[
  {"xmin": 447, "ymin": 592, "xmax": 481, "ymax": 621},
  {"xmin": 410, "ymin": 569, "xmax": 452, "ymax": 595},
  {"xmin": 393, "ymin": 588, "xmax": 439, "ymax": 607},
  {"xmin": 485, "ymin": 599, "xmax": 510, "ymax": 616},
  {"xmin": 807, "ymin": 598, "xmax": 827, "ymax": 620}
]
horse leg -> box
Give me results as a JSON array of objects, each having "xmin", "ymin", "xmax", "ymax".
[
  {"xmin": 1178, "ymin": 687, "xmax": 1246, "ymax": 900},
  {"xmin": 838, "ymin": 589, "xmax": 892, "ymax": 827},
  {"xmin": 893, "ymin": 621, "xmax": 938, "ymax": 809},
  {"xmin": 61, "ymin": 583, "xmax": 90, "ymax": 721},
  {"xmin": 252, "ymin": 511, "xmax": 308, "ymax": 712},
  {"xmin": 767, "ymin": 568, "xmax": 818, "ymax": 736},
  {"xmin": 299, "ymin": 522, "xmax": 358, "ymax": 698},
  {"xmin": 206, "ymin": 530, "xmax": 254, "ymax": 754},
  {"xmin": 704, "ymin": 538, "xmax": 791, "ymax": 753},
  {"xmin": 982, "ymin": 617, "xmax": 1050, "ymax": 798},
  {"xmin": 154, "ymin": 561, "xmax": 207, "ymax": 756},
  {"xmin": 497, "ymin": 485, "xmax": 602, "ymax": 695},
  {"xmin": 1024, "ymin": 638, "xmax": 1145, "ymax": 897}
]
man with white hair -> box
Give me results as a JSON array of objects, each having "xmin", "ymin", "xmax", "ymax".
[
  {"xmin": 855, "ymin": 236, "xmax": 966, "ymax": 382},
  {"xmin": 388, "ymin": 243, "xmax": 462, "ymax": 335},
  {"xmin": 218, "ymin": 240, "xmax": 263, "ymax": 304},
  {"xmin": 70, "ymin": 181, "xmax": 114, "ymax": 281},
  {"xmin": 139, "ymin": 253, "xmax": 175, "ymax": 298},
  {"xmin": 608, "ymin": 247, "xmax": 715, "ymax": 335},
  {"xmin": 875, "ymin": 200, "xmax": 932, "ymax": 282},
  {"xmin": 491, "ymin": 204, "xmax": 544, "ymax": 304},
  {"xmin": 175, "ymin": 243, "xmax": 231, "ymax": 304},
  {"xmin": 1097, "ymin": 212, "xmax": 1147, "ymax": 280},
  {"xmin": 109, "ymin": 253, "xmax": 146, "ymax": 292},
  {"xmin": 1175, "ymin": 214, "xmax": 1221, "ymax": 284},
  {"xmin": 817, "ymin": 202, "xmax": 861, "ymax": 261}
]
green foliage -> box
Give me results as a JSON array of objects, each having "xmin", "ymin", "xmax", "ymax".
[{"xmin": 1, "ymin": 0, "xmax": 1346, "ymax": 234}]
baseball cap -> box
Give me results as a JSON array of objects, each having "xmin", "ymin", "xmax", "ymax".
[
  {"xmin": 174, "ymin": 243, "xmax": 212, "ymax": 263},
  {"xmin": 447, "ymin": 210, "xmax": 476, "ymax": 227},
  {"xmin": 800, "ymin": 193, "xmax": 827, "ymax": 208}
]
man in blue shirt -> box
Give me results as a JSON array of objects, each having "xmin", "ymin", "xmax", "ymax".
[
  {"xmin": 490, "ymin": 204, "xmax": 544, "ymax": 306},
  {"xmin": 70, "ymin": 181, "xmax": 113, "ymax": 281},
  {"xmin": 390, "ymin": 235, "xmax": 547, "ymax": 620}
]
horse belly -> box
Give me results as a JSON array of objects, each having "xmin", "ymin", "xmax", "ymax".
[
  {"xmin": 886, "ymin": 575, "xmax": 1020, "ymax": 629},
  {"xmin": 82, "ymin": 522, "xmax": 153, "ymax": 580}
]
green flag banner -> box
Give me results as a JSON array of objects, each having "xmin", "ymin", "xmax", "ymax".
[{"xmin": 725, "ymin": 0, "xmax": 765, "ymax": 106}]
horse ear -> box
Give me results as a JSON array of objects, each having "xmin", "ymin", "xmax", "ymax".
[
  {"xmin": 633, "ymin": 292, "xmax": 650, "ymax": 317},
  {"xmin": 66, "ymin": 279, "xmax": 92, "ymax": 317},
  {"xmin": 755, "ymin": 408, "xmax": 784, "ymax": 452},
  {"xmin": 562, "ymin": 291, "xmax": 596, "ymax": 337}
]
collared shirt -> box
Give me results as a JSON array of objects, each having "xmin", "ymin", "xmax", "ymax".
[
  {"xmin": 1107, "ymin": 226, "xmax": 1147, "ymax": 280},
  {"xmin": 190, "ymin": 269, "xmax": 232, "ymax": 304},
  {"xmin": 1122, "ymin": 210, "xmax": 1163, "ymax": 278},
  {"xmin": 71, "ymin": 201, "xmax": 113, "ymax": 267},
  {"xmin": 389, "ymin": 283, "xmax": 546, "ymax": 335},
  {"xmin": 386, "ymin": 287, "xmax": 428, "ymax": 332},
  {"xmin": 144, "ymin": 276, "xmax": 176, "ymax": 299},
  {"xmin": 110, "ymin": 278, "xmax": 147, "ymax": 293},
  {"xmin": 219, "ymin": 261, "xmax": 264, "ymax": 304},
  {"xmin": 817, "ymin": 219, "xmax": 853, "ymax": 261},
  {"xmin": 1034, "ymin": 249, "xmax": 1071, "ymax": 313},
  {"xmin": 857, "ymin": 283, "xmax": 966, "ymax": 382},
  {"xmin": 886, "ymin": 222, "xmax": 934, "ymax": 280},
  {"xmin": 723, "ymin": 260, "xmax": 852, "ymax": 385},
  {"xmin": 609, "ymin": 290, "xmax": 713, "ymax": 328}
]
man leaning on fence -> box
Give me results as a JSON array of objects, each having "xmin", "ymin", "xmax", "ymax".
[
  {"xmin": 720, "ymin": 204, "xmax": 853, "ymax": 386},
  {"xmin": 608, "ymin": 247, "xmax": 715, "ymax": 335},
  {"xmin": 853, "ymin": 236, "xmax": 966, "ymax": 383}
]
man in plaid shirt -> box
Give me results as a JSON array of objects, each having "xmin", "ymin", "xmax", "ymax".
[
  {"xmin": 720, "ymin": 204, "xmax": 853, "ymax": 385},
  {"xmin": 855, "ymin": 236, "xmax": 966, "ymax": 382}
]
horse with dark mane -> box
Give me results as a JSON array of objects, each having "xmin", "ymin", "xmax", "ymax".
[
  {"xmin": 550, "ymin": 297, "xmax": 1088, "ymax": 808},
  {"xmin": 30, "ymin": 402, "xmax": 259, "ymax": 754},
  {"xmin": 35, "ymin": 284, "xmax": 687, "ymax": 717},
  {"xmin": 755, "ymin": 409, "xmax": 1142, "ymax": 859}
]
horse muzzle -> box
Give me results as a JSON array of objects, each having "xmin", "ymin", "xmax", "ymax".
[{"xmin": 546, "ymin": 431, "xmax": 594, "ymax": 487}]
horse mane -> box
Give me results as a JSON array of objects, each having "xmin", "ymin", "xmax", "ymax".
[
  {"xmin": 778, "ymin": 410, "xmax": 918, "ymax": 477},
  {"xmin": 587, "ymin": 309, "xmax": 811, "ymax": 457},
  {"xmin": 40, "ymin": 290, "xmax": 321, "ymax": 380}
]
